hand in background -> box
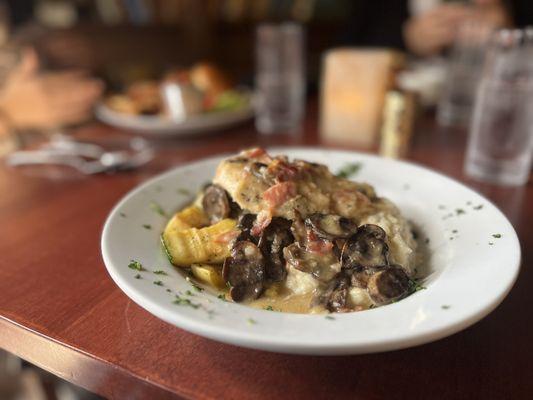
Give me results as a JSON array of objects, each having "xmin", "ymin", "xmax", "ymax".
[
  {"xmin": 0, "ymin": 48, "xmax": 103, "ymax": 131},
  {"xmin": 403, "ymin": 4, "xmax": 473, "ymax": 57}
]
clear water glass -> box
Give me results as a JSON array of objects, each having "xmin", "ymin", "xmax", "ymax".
[
  {"xmin": 255, "ymin": 23, "xmax": 305, "ymax": 134},
  {"xmin": 437, "ymin": 21, "xmax": 491, "ymax": 127},
  {"xmin": 465, "ymin": 28, "xmax": 533, "ymax": 186}
]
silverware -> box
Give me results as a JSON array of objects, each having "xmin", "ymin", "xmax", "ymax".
[{"xmin": 6, "ymin": 136, "xmax": 154, "ymax": 174}]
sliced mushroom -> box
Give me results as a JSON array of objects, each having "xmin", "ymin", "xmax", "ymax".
[
  {"xmin": 367, "ymin": 265, "xmax": 410, "ymax": 305},
  {"xmin": 318, "ymin": 272, "xmax": 351, "ymax": 312},
  {"xmin": 202, "ymin": 184, "xmax": 241, "ymax": 224},
  {"xmin": 341, "ymin": 224, "xmax": 389, "ymax": 269},
  {"xmin": 222, "ymin": 241, "xmax": 265, "ymax": 302},
  {"xmin": 245, "ymin": 162, "xmax": 269, "ymax": 180},
  {"xmin": 235, "ymin": 213, "xmax": 256, "ymax": 243},
  {"xmin": 284, "ymin": 243, "xmax": 340, "ymax": 282},
  {"xmin": 305, "ymin": 214, "xmax": 358, "ymax": 240},
  {"xmin": 202, "ymin": 184, "xmax": 230, "ymax": 224},
  {"xmin": 257, "ymin": 217, "xmax": 294, "ymax": 281}
]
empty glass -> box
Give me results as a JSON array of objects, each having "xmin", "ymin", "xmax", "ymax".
[
  {"xmin": 255, "ymin": 23, "xmax": 305, "ymax": 134},
  {"xmin": 464, "ymin": 28, "xmax": 533, "ymax": 186},
  {"xmin": 437, "ymin": 21, "xmax": 491, "ymax": 127}
]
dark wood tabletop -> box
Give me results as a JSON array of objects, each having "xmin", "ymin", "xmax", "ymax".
[{"xmin": 1, "ymin": 105, "xmax": 531, "ymax": 400}]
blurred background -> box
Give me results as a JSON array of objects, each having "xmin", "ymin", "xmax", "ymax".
[{"xmin": 1, "ymin": 1, "xmax": 532, "ymax": 399}]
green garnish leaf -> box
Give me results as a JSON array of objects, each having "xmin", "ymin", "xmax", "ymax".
[
  {"xmin": 489, "ymin": 242, "xmax": 494, "ymax": 246},
  {"xmin": 473, "ymin": 204, "xmax": 483, "ymax": 210},
  {"xmin": 186, "ymin": 277, "xmax": 204, "ymax": 292},
  {"xmin": 408, "ymin": 278, "xmax": 426, "ymax": 293},
  {"xmin": 247, "ymin": 318, "xmax": 257, "ymax": 325},
  {"xmin": 150, "ymin": 201, "xmax": 167, "ymax": 217},
  {"xmin": 142, "ymin": 224, "xmax": 152, "ymax": 230},
  {"xmin": 119, "ymin": 212, "xmax": 127, "ymax": 217},
  {"xmin": 455, "ymin": 208, "xmax": 466, "ymax": 215},
  {"xmin": 153, "ymin": 270, "xmax": 167, "ymax": 275},
  {"xmin": 134, "ymin": 274, "xmax": 141, "ymax": 279},
  {"xmin": 128, "ymin": 260, "xmax": 144, "ymax": 271},
  {"xmin": 336, "ymin": 162, "xmax": 362, "ymax": 179},
  {"xmin": 173, "ymin": 296, "xmax": 201, "ymax": 309},
  {"xmin": 441, "ymin": 305, "xmax": 451, "ymax": 310},
  {"xmin": 185, "ymin": 289, "xmax": 194, "ymax": 296},
  {"xmin": 153, "ymin": 280, "xmax": 163, "ymax": 286},
  {"xmin": 265, "ymin": 305, "xmax": 274, "ymax": 311},
  {"xmin": 325, "ymin": 315, "xmax": 335, "ymax": 320},
  {"xmin": 217, "ymin": 294, "xmax": 227, "ymax": 301},
  {"xmin": 492, "ymin": 234, "xmax": 502, "ymax": 238}
]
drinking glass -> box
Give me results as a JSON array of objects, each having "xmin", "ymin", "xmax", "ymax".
[
  {"xmin": 464, "ymin": 28, "xmax": 533, "ymax": 186},
  {"xmin": 437, "ymin": 21, "xmax": 491, "ymax": 127},
  {"xmin": 255, "ymin": 23, "xmax": 305, "ymax": 134}
]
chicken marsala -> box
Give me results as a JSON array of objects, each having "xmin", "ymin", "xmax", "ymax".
[{"xmin": 162, "ymin": 148, "xmax": 421, "ymax": 313}]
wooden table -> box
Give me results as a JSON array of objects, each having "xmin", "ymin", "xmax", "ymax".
[{"xmin": 1, "ymin": 107, "xmax": 531, "ymax": 400}]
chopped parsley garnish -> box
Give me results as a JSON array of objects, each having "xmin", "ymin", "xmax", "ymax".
[
  {"xmin": 325, "ymin": 315, "xmax": 335, "ymax": 320},
  {"xmin": 185, "ymin": 290, "xmax": 194, "ymax": 296},
  {"xmin": 153, "ymin": 280, "xmax": 163, "ymax": 286},
  {"xmin": 247, "ymin": 318, "xmax": 257, "ymax": 325},
  {"xmin": 336, "ymin": 162, "xmax": 362, "ymax": 179},
  {"xmin": 173, "ymin": 296, "xmax": 201, "ymax": 309},
  {"xmin": 217, "ymin": 294, "xmax": 227, "ymax": 301},
  {"xmin": 455, "ymin": 208, "xmax": 466, "ymax": 215},
  {"xmin": 134, "ymin": 274, "xmax": 141, "ymax": 279},
  {"xmin": 408, "ymin": 279, "xmax": 426, "ymax": 293},
  {"xmin": 265, "ymin": 305, "xmax": 274, "ymax": 311},
  {"xmin": 452, "ymin": 229, "xmax": 458, "ymax": 234},
  {"xmin": 119, "ymin": 212, "xmax": 127, "ymax": 218},
  {"xmin": 128, "ymin": 260, "xmax": 144, "ymax": 271},
  {"xmin": 153, "ymin": 270, "xmax": 167, "ymax": 275},
  {"xmin": 186, "ymin": 277, "xmax": 204, "ymax": 292},
  {"xmin": 176, "ymin": 188, "xmax": 192, "ymax": 196},
  {"xmin": 142, "ymin": 224, "xmax": 152, "ymax": 230},
  {"xmin": 150, "ymin": 201, "xmax": 167, "ymax": 217},
  {"xmin": 473, "ymin": 204, "xmax": 484, "ymax": 210},
  {"xmin": 166, "ymin": 288, "xmax": 172, "ymax": 293},
  {"xmin": 441, "ymin": 305, "xmax": 451, "ymax": 310},
  {"xmin": 492, "ymin": 234, "xmax": 502, "ymax": 238},
  {"xmin": 489, "ymin": 242, "xmax": 494, "ymax": 246}
]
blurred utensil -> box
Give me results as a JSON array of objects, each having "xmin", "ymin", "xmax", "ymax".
[{"xmin": 6, "ymin": 136, "xmax": 154, "ymax": 174}]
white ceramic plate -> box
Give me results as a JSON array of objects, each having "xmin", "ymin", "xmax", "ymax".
[
  {"xmin": 95, "ymin": 95, "xmax": 253, "ymax": 137},
  {"xmin": 101, "ymin": 148, "xmax": 521, "ymax": 355}
]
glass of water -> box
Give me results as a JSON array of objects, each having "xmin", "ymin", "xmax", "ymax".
[
  {"xmin": 464, "ymin": 28, "xmax": 533, "ymax": 186},
  {"xmin": 255, "ymin": 23, "xmax": 305, "ymax": 134},
  {"xmin": 437, "ymin": 21, "xmax": 491, "ymax": 127}
]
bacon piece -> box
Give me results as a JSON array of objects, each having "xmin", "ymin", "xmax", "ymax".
[
  {"xmin": 267, "ymin": 159, "xmax": 299, "ymax": 182},
  {"xmin": 214, "ymin": 230, "xmax": 240, "ymax": 244},
  {"xmin": 263, "ymin": 181, "xmax": 297, "ymax": 209},
  {"xmin": 241, "ymin": 148, "xmax": 272, "ymax": 164},
  {"xmin": 251, "ymin": 210, "xmax": 272, "ymax": 236}
]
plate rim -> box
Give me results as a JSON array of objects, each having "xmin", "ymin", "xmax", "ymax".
[{"xmin": 101, "ymin": 147, "xmax": 521, "ymax": 355}]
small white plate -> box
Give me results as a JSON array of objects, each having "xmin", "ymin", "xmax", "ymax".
[
  {"xmin": 101, "ymin": 148, "xmax": 520, "ymax": 355},
  {"xmin": 95, "ymin": 96, "xmax": 253, "ymax": 137}
]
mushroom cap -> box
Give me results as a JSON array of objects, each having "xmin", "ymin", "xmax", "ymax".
[
  {"xmin": 367, "ymin": 266, "xmax": 410, "ymax": 305},
  {"xmin": 341, "ymin": 224, "xmax": 389, "ymax": 269},
  {"xmin": 222, "ymin": 240, "xmax": 265, "ymax": 302},
  {"xmin": 257, "ymin": 217, "xmax": 294, "ymax": 282},
  {"xmin": 305, "ymin": 213, "xmax": 358, "ymax": 240}
]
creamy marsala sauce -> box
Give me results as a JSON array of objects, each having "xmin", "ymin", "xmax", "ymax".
[{"xmin": 163, "ymin": 148, "xmax": 422, "ymax": 314}]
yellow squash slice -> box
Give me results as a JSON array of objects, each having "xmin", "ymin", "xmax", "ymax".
[
  {"xmin": 191, "ymin": 264, "xmax": 226, "ymax": 289},
  {"xmin": 165, "ymin": 205, "xmax": 208, "ymax": 232},
  {"xmin": 162, "ymin": 218, "xmax": 237, "ymax": 267}
]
